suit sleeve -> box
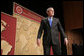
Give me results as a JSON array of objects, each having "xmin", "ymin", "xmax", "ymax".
[
  {"xmin": 58, "ymin": 19, "xmax": 67, "ymax": 38},
  {"xmin": 37, "ymin": 19, "xmax": 44, "ymax": 39}
]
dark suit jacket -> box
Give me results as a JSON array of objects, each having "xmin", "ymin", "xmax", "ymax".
[{"xmin": 37, "ymin": 17, "xmax": 67, "ymax": 45}]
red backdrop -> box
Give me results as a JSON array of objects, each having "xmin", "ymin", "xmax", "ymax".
[{"xmin": 1, "ymin": 12, "xmax": 16, "ymax": 55}]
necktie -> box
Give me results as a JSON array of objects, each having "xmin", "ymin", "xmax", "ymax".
[{"xmin": 49, "ymin": 17, "xmax": 52, "ymax": 27}]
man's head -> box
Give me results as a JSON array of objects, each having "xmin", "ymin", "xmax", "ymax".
[{"xmin": 46, "ymin": 7, "xmax": 54, "ymax": 17}]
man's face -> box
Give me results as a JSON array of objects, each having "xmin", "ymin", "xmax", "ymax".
[{"xmin": 47, "ymin": 8, "xmax": 54, "ymax": 17}]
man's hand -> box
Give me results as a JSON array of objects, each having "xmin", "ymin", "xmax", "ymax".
[
  {"xmin": 64, "ymin": 38, "xmax": 68, "ymax": 46},
  {"xmin": 37, "ymin": 39, "xmax": 41, "ymax": 46}
]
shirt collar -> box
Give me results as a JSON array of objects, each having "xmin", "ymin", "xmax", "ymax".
[{"xmin": 48, "ymin": 17, "xmax": 53, "ymax": 21}]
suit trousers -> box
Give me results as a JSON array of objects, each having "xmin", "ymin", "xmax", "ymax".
[{"xmin": 43, "ymin": 39, "xmax": 61, "ymax": 55}]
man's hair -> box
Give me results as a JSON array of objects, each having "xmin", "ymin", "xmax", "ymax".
[{"xmin": 46, "ymin": 7, "xmax": 54, "ymax": 12}]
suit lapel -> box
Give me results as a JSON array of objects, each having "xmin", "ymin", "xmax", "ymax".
[
  {"xmin": 46, "ymin": 17, "xmax": 51, "ymax": 28},
  {"xmin": 51, "ymin": 17, "xmax": 54, "ymax": 27},
  {"xmin": 50, "ymin": 17, "xmax": 56, "ymax": 28}
]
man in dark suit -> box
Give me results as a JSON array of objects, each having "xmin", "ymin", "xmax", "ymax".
[{"xmin": 37, "ymin": 7, "xmax": 68, "ymax": 55}]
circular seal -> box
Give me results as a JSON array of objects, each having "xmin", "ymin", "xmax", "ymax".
[{"xmin": 16, "ymin": 6, "xmax": 23, "ymax": 14}]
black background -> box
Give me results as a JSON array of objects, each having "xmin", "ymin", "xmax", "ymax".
[{"xmin": 1, "ymin": 0, "xmax": 63, "ymax": 17}]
